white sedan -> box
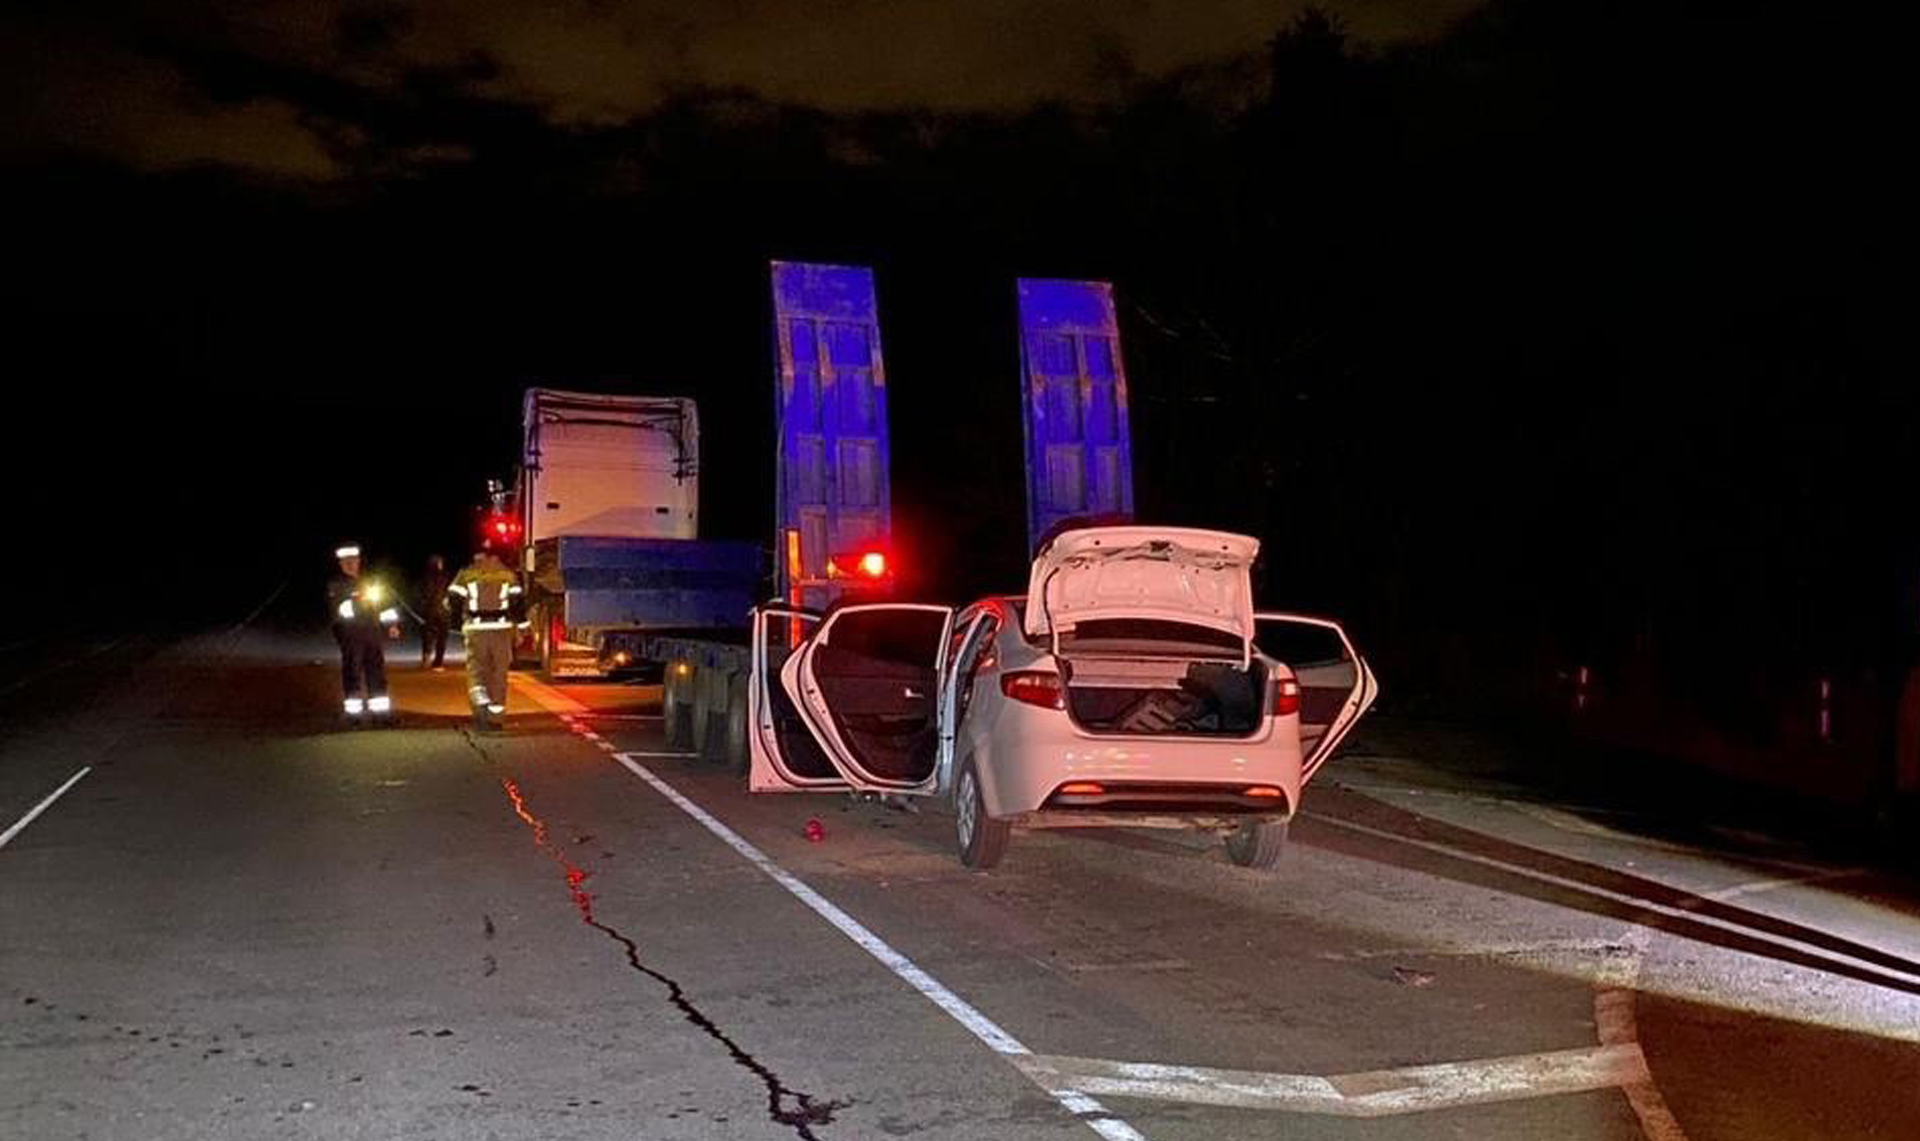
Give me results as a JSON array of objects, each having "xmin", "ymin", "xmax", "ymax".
[{"xmin": 747, "ymin": 526, "xmax": 1378, "ymax": 869}]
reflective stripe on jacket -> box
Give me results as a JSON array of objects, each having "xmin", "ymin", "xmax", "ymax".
[{"xmin": 451, "ymin": 563, "xmax": 524, "ymax": 632}]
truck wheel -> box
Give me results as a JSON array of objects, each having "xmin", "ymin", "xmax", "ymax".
[
  {"xmin": 664, "ymin": 664, "xmax": 693, "ymax": 750},
  {"xmin": 1225, "ymin": 819, "xmax": 1289, "ymax": 870},
  {"xmin": 954, "ymin": 757, "xmax": 1009, "ymax": 870},
  {"xmin": 723, "ymin": 673, "xmax": 749, "ymax": 775},
  {"xmin": 692, "ymin": 667, "xmax": 722, "ymax": 760}
]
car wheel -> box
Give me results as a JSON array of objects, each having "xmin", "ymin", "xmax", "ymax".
[
  {"xmin": 954, "ymin": 757, "xmax": 1009, "ymax": 870},
  {"xmin": 1225, "ymin": 819, "xmax": 1289, "ymax": 869}
]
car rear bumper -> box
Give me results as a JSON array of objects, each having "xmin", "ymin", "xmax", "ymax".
[
  {"xmin": 1044, "ymin": 782, "xmax": 1292, "ymax": 813},
  {"xmin": 1006, "ymin": 809, "xmax": 1289, "ymax": 832},
  {"xmin": 976, "ymin": 716, "xmax": 1304, "ymax": 817}
]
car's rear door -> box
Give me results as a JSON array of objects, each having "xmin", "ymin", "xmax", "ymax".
[
  {"xmin": 1255, "ymin": 613, "xmax": 1380, "ymax": 782},
  {"xmin": 793, "ymin": 603, "xmax": 955, "ymax": 795}
]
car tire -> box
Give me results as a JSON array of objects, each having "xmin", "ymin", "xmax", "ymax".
[
  {"xmin": 1225, "ymin": 819, "xmax": 1289, "ymax": 869},
  {"xmin": 954, "ymin": 756, "xmax": 1009, "ymax": 870}
]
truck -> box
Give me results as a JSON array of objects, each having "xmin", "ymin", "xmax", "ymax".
[
  {"xmin": 652, "ymin": 261, "xmax": 903, "ymax": 762},
  {"xmin": 506, "ymin": 262, "xmax": 1139, "ymax": 773},
  {"xmin": 499, "ymin": 263, "xmax": 907, "ymax": 763},
  {"xmin": 513, "ymin": 387, "xmax": 762, "ymax": 681}
]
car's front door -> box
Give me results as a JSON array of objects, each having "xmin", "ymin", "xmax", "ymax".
[
  {"xmin": 792, "ymin": 604, "xmax": 955, "ymax": 795},
  {"xmin": 748, "ymin": 604, "xmax": 849, "ymax": 792},
  {"xmin": 1255, "ymin": 613, "xmax": 1380, "ymax": 783}
]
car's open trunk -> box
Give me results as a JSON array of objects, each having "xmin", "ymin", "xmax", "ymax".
[{"xmin": 1061, "ymin": 655, "xmax": 1269, "ymax": 737}]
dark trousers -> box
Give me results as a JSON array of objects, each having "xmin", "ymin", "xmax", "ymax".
[
  {"xmin": 421, "ymin": 619, "xmax": 449, "ymax": 667},
  {"xmin": 335, "ymin": 626, "xmax": 389, "ymax": 700}
]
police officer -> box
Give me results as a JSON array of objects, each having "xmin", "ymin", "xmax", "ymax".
[
  {"xmin": 448, "ymin": 541, "xmax": 525, "ymax": 731},
  {"xmin": 328, "ymin": 543, "xmax": 402, "ymax": 723}
]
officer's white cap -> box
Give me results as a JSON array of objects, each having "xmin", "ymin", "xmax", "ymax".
[{"xmin": 335, "ymin": 544, "xmax": 362, "ymax": 559}]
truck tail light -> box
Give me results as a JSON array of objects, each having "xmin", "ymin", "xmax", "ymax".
[
  {"xmin": 1001, "ymin": 670, "xmax": 1066, "ymax": 710},
  {"xmin": 827, "ymin": 549, "xmax": 892, "ymax": 580},
  {"xmin": 1270, "ymin": 676, "xmax": 1301, "ymax": 717},
  {"xmin": 483, "ymin": 512, "xmax": 523, "ymax": 547}
]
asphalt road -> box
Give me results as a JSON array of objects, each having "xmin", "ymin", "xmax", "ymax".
[{"xmin": 4, "ymin": 622, "xmax": 1918, "ymax": 1140}]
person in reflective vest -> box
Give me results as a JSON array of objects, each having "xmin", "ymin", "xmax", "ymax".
[
  {"xmin": 449, "ymin": 547, "xmax": 526, "ymax": 730},
  {"xmin": 327, "ymin": 543, "xmax": 401, "ymax": 722}
]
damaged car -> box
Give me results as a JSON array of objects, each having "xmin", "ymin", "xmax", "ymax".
[{"xmin": 747, "ymin": 525, "xmax": 1378, "ymax": 870}]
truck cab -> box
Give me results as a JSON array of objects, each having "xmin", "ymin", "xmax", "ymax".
[{"xmin": 515, "ymin": 388, "xmax": 760, "ymax": 678}]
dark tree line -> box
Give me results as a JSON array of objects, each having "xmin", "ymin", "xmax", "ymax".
[{"xmin": 7, "ymin": 0, "xmax": 1908, "ymax": 788}]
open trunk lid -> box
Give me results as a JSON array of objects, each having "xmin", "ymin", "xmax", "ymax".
[{"xmin": 1023, "ymin": 526, "xmax": 1259, "ymax": 655}]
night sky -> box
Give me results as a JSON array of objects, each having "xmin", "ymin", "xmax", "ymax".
[{"xmin": 3, "ymin": 1, "xmax": 1909, "ymax": 733}]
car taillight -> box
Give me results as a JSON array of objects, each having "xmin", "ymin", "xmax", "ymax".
[
  {"xmin": 1270, "ymin": 676, "xmax": 1301, "ymax": 716},
  {"xmin": 1001, "ymin": 670, "xmax": 1066, "ymax": 710}
]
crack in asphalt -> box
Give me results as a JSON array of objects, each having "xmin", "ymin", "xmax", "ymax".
[{"xmin": 465, "ymin": 732, "xmax": 843, "ymax": 1137}]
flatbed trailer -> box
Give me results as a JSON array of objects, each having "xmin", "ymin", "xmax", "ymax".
[{"xmin": 510, "ymin": 266, "xmax": 1139, "ymax": 779}]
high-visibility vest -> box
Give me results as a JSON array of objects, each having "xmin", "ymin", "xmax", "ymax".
[
  {"xmin": 450, "ymin": 565, "xmax": 524, "ymax": 632},
  {"xmin": 329, "ymin": 573, "xmax": 400, "ymax": 627}
]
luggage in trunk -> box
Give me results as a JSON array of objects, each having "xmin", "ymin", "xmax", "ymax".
[{"xmin": 1064, "ymin": 658, "xmax": 1268, "ymax": 737}]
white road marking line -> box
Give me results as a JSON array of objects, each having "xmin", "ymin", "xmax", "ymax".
[
  {"xmin": 1018, "ymin": 1043, "xmax": 1649, "ymax": 1117},
  {"xmin": 1703, "ymin": 868, "xmax": 1864, "ymax": 902},
  {"xmin": 1347, "ymin": 783, "xmax": 1833, "ymax": 872},
  {"xmin": 1595, "ymin": 991, "xmax": 1690, "ymax": 1141},
  {"xmin": 1305, "ymin": 810, "xmax": 1694, "ymax": 1141},
  {"xmin": 555, "ymin": 718, "xmax": 622, "ymax": 755},
  {"xmin": 1318, "ymin": 938, "xmax": 1631, "ymax": 963},
  {"xmin": 620, "ymin": 751, "xmax": 699, "ymax": 759},
  {"xmin": 1588, "ymin": 910, "xmax": 1688, "ymax": 1141},
  {"xmin": 610, "ymin": 752, "xmax": 1150, "ymax": 1141},
  {"xmin": 0, "ymin": 767, "xmax": 93, "ymax": 852},
  {"xmin": 1508, "ymin": 802, "xmax": 1840, "ymax": 874},
  {"xmin": 1303, "ymin": 811, "xmax": 1913, "ymax": 980}
]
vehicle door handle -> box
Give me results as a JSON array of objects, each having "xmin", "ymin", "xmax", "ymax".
[{"xmin": 904, "ymin": 687, "xmax": 925, "ymax": 699}]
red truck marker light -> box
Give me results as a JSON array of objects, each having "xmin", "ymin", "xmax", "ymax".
[
  {"xmin": 483, "ymin": 512, "xmax": 524, "ymax": 546},
  {"xmin": 826, "ymin": 548, "xmax": 893, "ymax": 580}
]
